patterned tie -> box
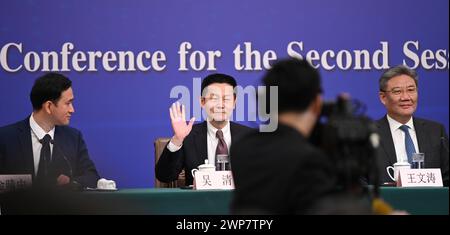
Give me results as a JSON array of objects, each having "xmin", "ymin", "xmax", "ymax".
[
  {"xmin": 215, "ymin": 129, "xmax": 229, "ymax": 170},
  {"xmin": 36, "ymin": 134, "xmax": 52, "ymax": 186},
  {"xmin": 399, "ymin": 125, "xmax": 416, "ymax": 164}
]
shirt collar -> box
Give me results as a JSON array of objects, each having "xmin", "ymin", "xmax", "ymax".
[
  {"xmin": 207, "ymin": 121, "xmax": 230, "ymax": 138},
  {"xmin": 386, "ymin": 115, "xmax": 415, "ymax": 132},
  {"xmin": 29, "ymin": 114, "xmax": 55, "ymax": 141}
]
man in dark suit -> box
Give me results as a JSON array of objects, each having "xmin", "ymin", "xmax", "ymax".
[
  {"xmin": 155, "ymin": 74, "xmax": 252, "ymax": 186},
  {"xmin": 0, "ymin": 73, "xmax": 100, "ymax": 189},
  {"xmin": 230, "ymin": 59, "xmax": 352, "ymax": 214},
  {"xmin": 377, "ymin": 65, "xmax": 449, "ymax": 185}
]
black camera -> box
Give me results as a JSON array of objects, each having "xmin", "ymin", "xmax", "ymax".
[{"xmin": 311, "ymin": 95, "xmax": 380, "ymax": 195}]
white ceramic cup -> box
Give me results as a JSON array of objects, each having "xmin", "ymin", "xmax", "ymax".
[
  {"xmin": 386, "ymin": 162, "xmax": 411, "ymax": 181},
  {"xmin": 191, "ymin": 160, "xmax": 216, "ymax": 178}
]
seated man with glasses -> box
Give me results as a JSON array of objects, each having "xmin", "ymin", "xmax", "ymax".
[
  {"xmin": 155, "ymin": 73, "xmax": 252, "ymax": 186},
  {"xmin": 376, "ymin": 65, "xmax": 449, "ymax": 186}
]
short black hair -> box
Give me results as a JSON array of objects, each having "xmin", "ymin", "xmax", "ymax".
[
  {"xmin": 379, "ymin": 65, "xmax": 418, "ymax": 91},
  {"xmin": 30, "ymin": 73, "xmax": 72, "ymax": 110},
  {"xmin": 201, "ymin": 73, "xmax": 237, "ymax": 96},
  {"xmin": 262, "ymin": 58, "xmax": 322, "ymax": 113}
]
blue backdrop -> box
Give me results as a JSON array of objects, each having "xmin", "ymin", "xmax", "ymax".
[{"xmin": 1, "ymin": 0, "xmax": 448, "ymax": 188}]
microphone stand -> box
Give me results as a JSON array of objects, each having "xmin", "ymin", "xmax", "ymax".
[{"xmin": 51, "ymin": 140, "xmax": 82, "ymax": 191}]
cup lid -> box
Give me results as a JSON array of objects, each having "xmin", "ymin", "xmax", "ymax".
[
  {"xmin": 198, "ymin": 159, "xmax": 215, "ymax": 169},
  {"xmin": 394, "ymin": 161, "xmax": 410, "ymax": 166},
  {"xmin": 199, "ymin": 163, "xmax": 215, "ymax": 169}
]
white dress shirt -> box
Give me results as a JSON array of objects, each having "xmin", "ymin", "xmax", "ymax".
[
  {"xmin": 29, "ymin": 114, "xmax": 54, "ymax": 176},
  {"xmin": 167, "ymin": 121, "xmax": 232, "ymax": 165},
  {"xmin": 387, "ymin": 115, "xmax": 420, "ymax": 163}
]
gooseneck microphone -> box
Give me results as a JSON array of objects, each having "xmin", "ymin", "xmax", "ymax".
[
  {"xmin": 441, "ymin": 136, "xmax": 449, "ymax": 154},
  {"xmin": 50, "ymin": 139, "xmax": 82, "ymax": 191},
  {"xmin": 50, "ymin": 139, "xmax": 73, "ymax": 179}
]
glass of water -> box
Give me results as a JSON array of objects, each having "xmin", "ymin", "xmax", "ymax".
[
  {"xmin": 216, "ymin": 154, "xmax": 230, "ymax": 171},
  {"xmin": 412, "ymin": 153, "xmax": 425, "ymax": 169}
]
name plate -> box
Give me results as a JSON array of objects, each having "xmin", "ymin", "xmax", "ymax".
[
  {"xmin": 193, "ymin": 171, "xmax": 235, "ymax": 190},
  {"xmin": 398, "ymin": 169, "xmax": 443, "ymax": 187},
  {"xmin": 0, "ymin": 174, "xmax": 32, "ymax": 193}
]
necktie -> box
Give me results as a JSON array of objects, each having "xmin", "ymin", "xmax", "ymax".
[
  {"xmin": 36, "ymin": 134, "xmax": 52, "ymax": 186},
  {"xmin": 215, "ymin": 129, "xmax": 229, "ymax": 170},
  {"xmin": 399, "ymin": 125, "xmax": 416, "ymax": 164}
]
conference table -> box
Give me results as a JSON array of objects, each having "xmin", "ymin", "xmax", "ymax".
[
  {"xmin": 77, "ymin": 187, "xmax": 448, "ymax": 215},
  {"xmin": 1, "ymin": 187, "xmax": 447, "ymax": 215}
]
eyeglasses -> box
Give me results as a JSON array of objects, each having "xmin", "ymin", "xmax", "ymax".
[
  {"xmin": 381, "ymin": 86, "xmax": 417, "ymax": 96},
  {"xmin": 204, "ymin": 95, "xmax": 234, "ymax": 103}
]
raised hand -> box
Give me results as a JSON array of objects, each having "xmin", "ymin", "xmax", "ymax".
[{"xmin": 169, "ymin": 102, "xmax": 195, "ymax": 146}]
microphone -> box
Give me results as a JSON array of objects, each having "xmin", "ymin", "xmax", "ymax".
[
  {"xmin": 441, "ymin": 136, "xmax": 450, "ymax": 187},
  {"xmin": 50, "ymin": 139, "xmax": 73, "ymax": 179},
  {"xmin": 50, "ymin": 139, "xmax": 82, "ymax": 191},
  {"xmin": 441, "ymin": 136, "xmax": 449, "ymax": 154}
]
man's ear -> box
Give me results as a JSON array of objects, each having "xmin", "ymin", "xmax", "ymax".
[
  {"xmin": 379, "ymin": 92, "xmax": 387, "ymax": 105},
  {"xmin": 43, "ymin": 101, "xmax": 52, "ymax": 114},
  {"xmin": 200, "ymin": 96, "xmax": 205, "ymax": 108}
]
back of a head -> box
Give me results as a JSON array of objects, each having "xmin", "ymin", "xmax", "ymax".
[
  {"xmin": 263, "ymin": 58, "xmax": 322, "ymax": 113},
  {"xmin": 30, "ymin": 72, "xmax": 72, "ymax": 110}
]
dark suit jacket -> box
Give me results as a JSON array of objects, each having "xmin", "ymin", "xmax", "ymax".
[
  {"xmin": 155, "ymin": 121, "xmax": 252, "ymax": 185},
  {"xmin": 230, "ymin": 124, "xmax": 338, "ymax": 214},
  {"xmin": 0, "ymin": 118, "xmax": 100, "ymax": 188},
  {"xmin": 376, "ymin": 116, "xmax": 449, "ymax": 185}
]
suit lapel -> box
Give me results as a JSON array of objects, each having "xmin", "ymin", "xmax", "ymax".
[
  {"xmin": 17, "ymin": 118, "xmax": 35, "ymax": 176},
  {"xmin": 194, "ymin": 121, "xmax": 208, "ymax": 164},
  {"xmin": 378, "ymin": 116, "xmax": 397, "ymax": 165},
  {"xmin": 230, "ymin": 122, "xmax": 242, "ymax": 144},
  {"xmin": 52, "ymin": 127, "xmax": 64, "ymax": 170},
  {"xmin": 229, "ymin": 122, "xmax": 248, "ymax": 160}
]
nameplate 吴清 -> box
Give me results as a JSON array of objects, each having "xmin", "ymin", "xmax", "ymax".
[{"xmin": 193, "ymin": 171, "xmax": 234, "ymax": 190}]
